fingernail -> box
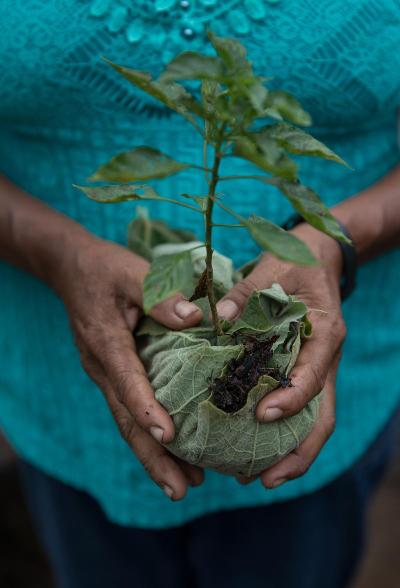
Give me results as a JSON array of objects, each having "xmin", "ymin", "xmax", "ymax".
[
  {"xmin": 150, "ymin": 426, "xmax": 164, "ymax": 443},
  {"xmin": 163, "ymin": 484, "xmax": 174, "ymax": 499},
  {"xmin": 272, "ymin": 478, "xmax": 287, "ymax": 489},
  {"xmin": 175, "ymin": 300, "xmax": 199, "ymax": 320},
  {"xmin": 263, "ymin": 407, "xmax": 284, "ymax": 422},
  {"xmin": 216, "ymin": 299, "xmax": 239, "ymax": 320}
]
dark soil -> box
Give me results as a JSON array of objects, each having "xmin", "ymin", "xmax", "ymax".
[{"xmin": 210, "ymin": 335, "xmax": 292, "ymax": 413}]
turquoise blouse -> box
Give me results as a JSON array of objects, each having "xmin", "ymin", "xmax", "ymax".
[{"xmin": 0, "ymin": 0, "xmax": 399, "ymax": 528}]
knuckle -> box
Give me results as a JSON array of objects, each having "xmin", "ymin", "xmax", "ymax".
[
  {"xmin": 79, "ymin": 352, "xmax": 104, "ymax": 389},
  {"xmin": 331, "ymin": 315, "xmax": 347, "ymax": 344},
  {"xmin": 233, "ymin": 278, "xmax": 256, "ymax": 302},
  {"xmin": 308, "ymin": 362, "xmax": 326, "ymax": 392},
  {"xmin": 112, "ymin": 367, "xmax": 142, "ymax": 405},
  {"xmin": 118, "ymin": 414, "xmax": 137, "ymax": 445},
  {"xmin": 292, "ymin": 386, "xmax": 311, "ymax": 413},
  {"xmin": 114, "ymin": 368, "xmax": 132, "ymax": 402},
  {"xmin": 290, "ymin": 364, "xmax": 324, "ymax": 411},
  {"xmin": 81, "ymin": 324, "xmax": 112, "ymax": 358},
  {"xmin": 285, "ymin": 390, "xmax": 307, "ymax": 415},
  {"xmin": 141, "ymin": 451, "xmax": 168, "ymax": 481}
]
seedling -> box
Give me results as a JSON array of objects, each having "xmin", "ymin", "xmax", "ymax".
[
  {"xmin": 74, "ymin": 33, "xmax": 353, "ymax": 476},
  {"xmin": 76, "ymin": 31, "xmax": 349, "ymax": 337}
]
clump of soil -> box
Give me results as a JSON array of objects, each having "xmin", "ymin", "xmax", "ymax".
[{"xmin": 210, "ymin": 336, "xmax": 292, "ymax": 413}]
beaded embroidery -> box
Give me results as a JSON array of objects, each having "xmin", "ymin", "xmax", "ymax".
[{"xmin": 89, "ymin": 0, "xmax": 282, "ymax": 63}]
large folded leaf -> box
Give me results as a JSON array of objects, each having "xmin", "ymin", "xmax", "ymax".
[
  {"xmin": 242, "ymin": 215, "xmax": 318, "ymax": 265},
  {"xmin": 138, "ymin": 284, "xmax": 320, "ymax": 476},
  {"xmin": 276, "ymin": 180, "xmax": 352, "ymax": 244},
  {"xmin": 261, "ymin": 123, "xmax": 349, "ymax": 167},
  {"xmin": 89, "ymin": 147, "xmax": 190, "ymax": 182}
]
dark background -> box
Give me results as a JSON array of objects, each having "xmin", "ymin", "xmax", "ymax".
[{"xmin": 1, "ymin": 433, "xmax": 399, "ymax": 588}]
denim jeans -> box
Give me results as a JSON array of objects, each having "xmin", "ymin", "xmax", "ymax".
[{"xmin": 19, "ymin": 410, "xmax": 399, "ymax": 588}]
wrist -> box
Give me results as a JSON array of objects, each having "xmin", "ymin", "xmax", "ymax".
[
  {"xmin": 47, "ymin": 226, "xmax": 102, "ymax": 296},
  {"xmin": 291, "ymin": 221, "xmax": 343, "ymax": 268},
  {"xmin": 0, "ymin": 177, "xmax": 98, "ymax": 291},
  {"xmin": 330, "ymin": 197, "xmax": 383, "ymax": 264}
]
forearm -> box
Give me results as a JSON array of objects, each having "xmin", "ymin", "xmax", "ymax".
[
  {"xmin": 293, "ymin": 163, "xmax": 400, "ymax": 273},
  {"xmin": 332, "ymin": 163, "xmax": 400, "ymax": 264},
  {"xmin": 0, "ymin": 174, "xmax": 94, "ymax": 289}
]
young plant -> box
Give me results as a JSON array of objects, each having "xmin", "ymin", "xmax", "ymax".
[
  {"xmin": 75, "ymin": 33, "xmax": 353, "ymax": 477},
  {"xmin": 76, "ymin": 31, "xmax": 349, "ymax": 337}
]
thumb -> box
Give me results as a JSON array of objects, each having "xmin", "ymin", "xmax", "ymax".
[
  {"xmin": 216, "ymin": 275, "xmax": 260, "ymax": 321},
  {"xmin": 149, "ymin": 293, "xmax": 203, "ymax": 331}
]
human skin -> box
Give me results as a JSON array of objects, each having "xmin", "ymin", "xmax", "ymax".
[{"xmin": 0, "ymin": 165, "xmax": 399, "ymax": 499}]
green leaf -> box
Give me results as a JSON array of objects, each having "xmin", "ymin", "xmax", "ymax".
[
  {"xmin": 267, "ymin": 90, "xmax": 312, "ymax": 127},
  {"xmin": 244, "ymin": 80, "xmax": 269, "ymax": 114},
  {"xmin": 89, "ymin": 146, "xmax": 190, "ymax": 182},
  {"xmin": 226, "ymin": 285, "xmax": 308, "ymax": 337},
  {"xmin": 276, "ymin": 180, "xmax": 352, "ymax": 244},
  {"xmin": 201, "ymin": 79, "xmax": 221, "ymax": 111},
  {"xmin": 207, "ymin": 31, "xmax": 252, "ymax": 77},
  {"xmin": 261, "ymin": 123, "xmax": 349, "ymax": 167},
  {"xmin": 233, "ymin": 134, "xmax": 298, "ymax": 180},
  {"xmin": 127, "ymin": 209, "xmax": 154, "ymax": 261},
  {"xmin": 201, "ymin": 80, "xmax": 223, "ymax": 141},
  {"xmin": 143, "ymin": 250, "xmax": 194, "ymax": 313},
  {"xmin": 159, "ymin": 52, "xmax": 224, "ymax": 83},
  {"xmin": 103, "ymin": 58, "xmax": 208, "ymax": 124},
  {"xmin": 242, "ymin": 215, "xmax": 317, "ymax": 265},
  {"xmin": 74, "ymin": 183, "xmax": 163, "ymax": 203}
]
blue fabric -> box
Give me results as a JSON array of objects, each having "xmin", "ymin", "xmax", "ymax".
[
  {"xmin": 18, "ymin": 409, "xmax": 399, "ymax": 588},
  {"xmin": 0, "ymin": 0, "xmax": 400, "ymax": 528}
]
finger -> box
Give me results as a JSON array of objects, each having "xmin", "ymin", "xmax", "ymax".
[
  {"xmin": 116, "ymin": 414, "xmax": 190, "ymax": 501},
  {"xmin": 149, "ymin": 293, "xmax": 203, "ymax": 331},
  {"xmin": 121, "ymin": 420, "xmax": 190, "ymax": 500},
  {"xmin": 256, "ymin": 311, "xmax": 345, "ymax": 422},
  {"xmin": 176, "ymin": 458, "xmax": 205, "ymax": 488},
  {"xmin": 82, "ymin": 355, "xmax": 190, "ymax": 500},
  {"xmin": 235, "ymin": 474, "xmax": 258, "ymax": 485},
  {"xmin": 260, "ymin": 362, "xmax": 337, "ymax": 489},
  {"xmin": 88, "ymin": 325, "xmax": 175, "ymax": 443},
  {"xmin": 216, "ymin": 269, "xmax": 268, "ymax": 321}
]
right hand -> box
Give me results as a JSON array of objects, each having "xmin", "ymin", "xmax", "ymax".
[{"xmin": 53, "ymin": 234, "xmax": 204, "ymax": 500}]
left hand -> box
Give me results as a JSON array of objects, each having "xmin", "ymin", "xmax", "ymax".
[{"xmin": 216, "ymin": 223, "xmax": 347, "ymax": 489}]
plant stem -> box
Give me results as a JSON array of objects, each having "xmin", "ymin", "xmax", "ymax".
[{"xmin": 205, "ymin": 148, "xmax": 223, "ymax": 335}]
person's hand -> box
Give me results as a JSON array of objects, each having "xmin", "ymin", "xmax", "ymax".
[
  {"xmin": 216, "ymin": 223, "xmax": 347, "ymax": 489},
  {"xmin": 53, "ymin": 234, "xmax": 204, "ymax": 500}
]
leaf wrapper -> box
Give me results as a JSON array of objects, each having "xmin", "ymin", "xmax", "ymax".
[{"xmin": 138, "ymin": 280, "xmax": 320, "ymax": 477}]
